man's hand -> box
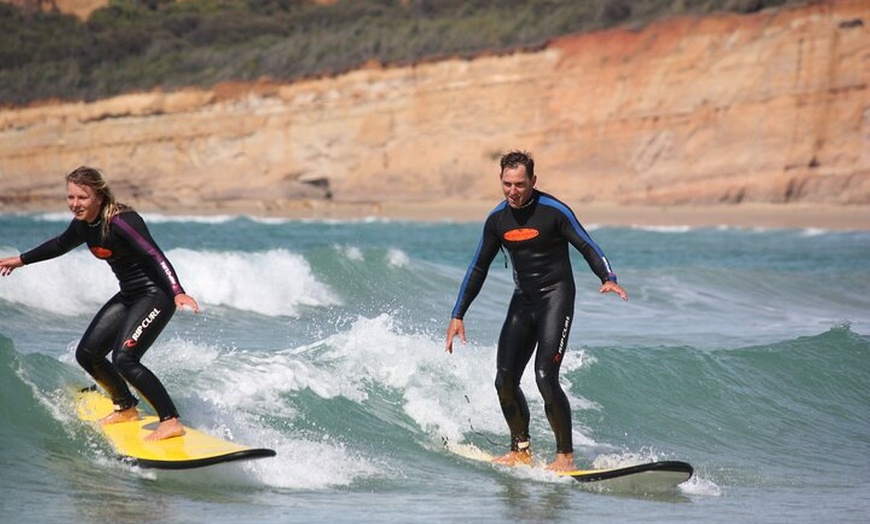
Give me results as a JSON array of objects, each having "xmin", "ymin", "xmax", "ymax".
[
  {"xmin": 445, "ymin": 318, "xmax": 467, "ymax": 354},
  {"xmin": 600, "ymin": 280, "xmax": 628, "ymax": 301}
]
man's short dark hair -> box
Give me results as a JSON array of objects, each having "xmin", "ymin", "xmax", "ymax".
[{"xmin": 500, "ymin": 150, "xmax": 534, "ymax": 179}]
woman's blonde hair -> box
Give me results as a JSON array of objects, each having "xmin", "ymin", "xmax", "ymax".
[{"xmin": 65, "ymin": 166, "xmax": 130, "ymax": 239}]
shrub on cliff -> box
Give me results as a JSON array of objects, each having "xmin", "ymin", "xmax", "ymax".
[{"xmin": 0, "ymin": 0, "xmax": 807, "ymax": 106}]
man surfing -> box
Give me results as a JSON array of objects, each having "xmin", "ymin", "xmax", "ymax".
[{"xmin": 445, "ymin": 150, "xmax": 627, "ymax": 472}]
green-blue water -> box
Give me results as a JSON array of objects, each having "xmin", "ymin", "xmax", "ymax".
[{"xmin": 1, "ymin": 212, "xmax": 868, "ymax": 523}]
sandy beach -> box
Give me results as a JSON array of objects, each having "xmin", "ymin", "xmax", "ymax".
[
  {"xmin": 153, "ymin": 199, "xmax": 870, "ymax": 231},
  {"xmin": 343, "ymin": 200, "xmax": 870, "ymax": 231}
]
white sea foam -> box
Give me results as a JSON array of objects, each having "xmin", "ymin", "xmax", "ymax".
[
  {"xmin": 335, "ymin": 244, "xmax": 364, "ymax": 261},
  {"xmin": 32, "ymin": 212, "xmax": 241, "ymax": 225},
  {"xmin": 142, "ymin": 313, "xmax": 604, "ymax": 488},
  {"xmin": 0, "ymin": 247, "xmax": 339, "ymax": 318},
  {"xmin": 0, "ymin": 249, "xmax": 114, "ymax": 315},
  {"xmin": 140, "ymin": 213, "xmax": 238, "ymax": 224},
  {"xmin": 630, "ymin": 224, "xmax": 694, "ymax": 233},
  {"xmin": 386, "ymin": 248, "xmax": 409, "ymax": 268},
  {"xmin": 94, "ymin": 336, "xmax": 381, "ymax": 489},
  {"xmin": 171, "ymin": 248, "xmax": 340, "ymax": 317},
  {"xmin": 252, "ymin": 431, "xmax": 380, "ymax": 489},
  {"xmin": 259, "ymin": 314, "xmax": 597, "ymax": 448},
  {"xmin": 32, "ymin": 212, "xmax": 74, "ymax": 223}
]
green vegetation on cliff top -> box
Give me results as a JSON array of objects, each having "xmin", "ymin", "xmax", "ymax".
[{"xmin": 0, "ymin": 0, "xmax": 806, "ymax": 106}]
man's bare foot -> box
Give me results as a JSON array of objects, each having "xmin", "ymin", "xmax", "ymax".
[
  {"xmin": 100, "ymin": 407, "xmax": 139, "ymax": 425},
  {"xmin": 546, "ymin": 452, "xmax": 576, "ymax": 473},
  {"xmin": 144, "ymin": 418, "xmax": 185, "ymax": 442},
  {"xmin": 492, "ymin": 449, "xmax": 532, "ymax": 467}
]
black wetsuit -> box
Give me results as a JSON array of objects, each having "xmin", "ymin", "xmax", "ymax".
[
  {"xmin": 451, "ymin": 190, "xmax": 617, "ymax": 454},
  {"xmin": 21, "ymin": 210, "xmax": 185, "ymax": 421}
]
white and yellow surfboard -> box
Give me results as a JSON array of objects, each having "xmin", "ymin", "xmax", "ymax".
[
  {"xmin": 76, "ymin": 386, "xmax": 276, "ymax": 470},
  {"xmin": 446, "ymin": 442, "xmax": 693, "ymax": 490}
]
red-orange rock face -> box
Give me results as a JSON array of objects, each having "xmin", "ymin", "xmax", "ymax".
[{"xmin": 0, "ymin": 0, "xmax": 866, "ymax": 211}]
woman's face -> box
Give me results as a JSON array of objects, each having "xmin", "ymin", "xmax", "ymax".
[{"xmin": 67, "ymin": 182, "xmax": 103, "ymax": 223}]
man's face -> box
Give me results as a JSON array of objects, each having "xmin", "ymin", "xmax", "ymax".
[{"xmin": 501, "ymin": 165, "xmax": 536, "ymax": 209}]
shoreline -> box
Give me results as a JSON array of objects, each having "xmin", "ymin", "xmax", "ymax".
[
  {"xmin": 369, "ymin": 201, "xmax": 870, "ymax": 231},
  {"xmin": 3, "ymin": 199, "xmax": 869, "ymax": 231}
]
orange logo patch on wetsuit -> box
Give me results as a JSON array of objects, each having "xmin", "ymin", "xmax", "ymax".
[
  {"xmin": 503, "ymin": 228, "xmax": 539, "ymax": 242},
  {"xmin": 90, "ymin": 246, "xmax": 113, "ymax": 259}
]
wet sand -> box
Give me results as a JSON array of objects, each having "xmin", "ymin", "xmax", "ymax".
[{"xmin": 356, "ymin": 200, "xmax": 870, "ymax": 231}]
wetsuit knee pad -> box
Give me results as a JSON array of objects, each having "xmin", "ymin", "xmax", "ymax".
[
  {"xmin": 534, "ymin": 370, "xmax": 560, "ymax": 405},
  {"xmin": 494, "ymin": 369, "xmax": 521, "ymax": 399},
  {"xmin": 111, "ymin": 348, "xmax": 142, "ymax": 380},
  {"xmin": 75, "ymin": 345, "xmax": 100, "ymax": 369}
]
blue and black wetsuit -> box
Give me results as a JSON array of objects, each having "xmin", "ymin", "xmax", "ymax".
[
  {"xmin": 21, "ymin": 210, "xmax": 185, "ymax": 421},
  {"xmin": 451, "ymin": 190, "xmax": 617, "ymax": 454}
]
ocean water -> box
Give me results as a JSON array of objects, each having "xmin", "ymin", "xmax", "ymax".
[{"xmin": 1, "ymin": 212, "xmax": 868, "ymax": 523}]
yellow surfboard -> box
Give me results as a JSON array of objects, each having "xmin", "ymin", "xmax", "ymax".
[
  {"xmin": 446, "ymin": 441, "xmax": 692, "ymax": 490},
  {"xmin": 75, "ymin": 386, "xmax": 276, "ymax": 470}
]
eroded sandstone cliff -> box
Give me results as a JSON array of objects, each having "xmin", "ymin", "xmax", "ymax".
[{"xmin": 0, "ymin": 0, "xmax": 867, "ymax": 213}]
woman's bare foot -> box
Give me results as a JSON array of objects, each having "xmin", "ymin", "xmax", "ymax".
[
  {"xmin": 492, "ymin": 449, "xmax": 532, "ymax": 467},
  {"xmin": 144, "ymin": 418, "xmax": 185, "ymax": 442},
  {"xmin": 546, "ymin": 452, "xmax": 576, "ymax": 472},
  {"xmin": 100, "ymin": 407, "xmax": 139, "ymax": 425}
]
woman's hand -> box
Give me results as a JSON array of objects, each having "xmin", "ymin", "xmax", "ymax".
[
  {"xmin": 174, "ymin": 293, "xmax": 200, "ymax": 313},
  {"xmin": 0, "ymin": 256, "xmax": 24, "ymax": 277}
]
